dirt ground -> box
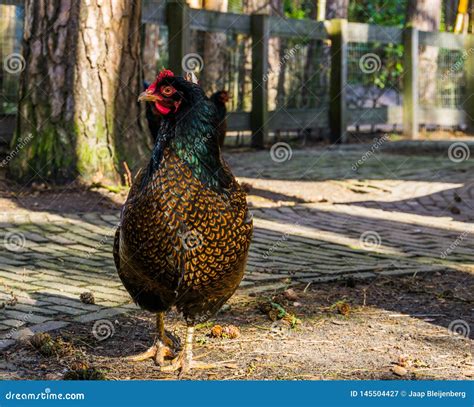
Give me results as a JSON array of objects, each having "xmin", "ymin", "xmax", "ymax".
[
  {"xmin": 1, "ymin": 145, "xmax": 473, "ymax": 381},
  {"xmin": 0, "ymin": 179, "xmax": 124, "ymax": 213},
  {"xmin": 2, "ymin": 272, "xmax": 472, "ymax": 380}
]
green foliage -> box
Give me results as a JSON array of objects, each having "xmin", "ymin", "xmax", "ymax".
[
  {"xmin": 283, "ymin": 0, "xmax": 311, "ymax": 19},
  {"xmin": 349, "ymin": 43, "xmax": 404, "ymax": 89},
  {"xmin": 348, "ymin": 0, "xmax": 407, "ymax": 27},
  {"xmin": 374, "ymin": 43, "xmax": 404, "ymax": 92},
  {"xmin": 228, "ymin": 0, "xmax": 243, "ymax": 13},
  {"xmin": 281, "ymin": 0, "xmax": 409, "ymax": 24}
]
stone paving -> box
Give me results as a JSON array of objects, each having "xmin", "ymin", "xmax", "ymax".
[{"xmin": 1, "ymin": 145, "xmax": 474, "ymax": 350}]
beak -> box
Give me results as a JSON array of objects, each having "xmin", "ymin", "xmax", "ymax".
[{"xmin": 138, "ymin": 91, "xmax": 158, "ymax": 102}]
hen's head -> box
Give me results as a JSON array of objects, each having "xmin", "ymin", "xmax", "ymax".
[
  {"xmin": 216, "ymin": 90, "xmax": 230, "ymax": 103},
  {"xmin": 211, "ymin": 90, "xmax": 230, "ymax": 105},
  {"xmin": 138, "ymin": 69, "xmax": 203, "ymax": 116}
]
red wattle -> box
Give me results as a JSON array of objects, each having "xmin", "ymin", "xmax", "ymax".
[{"xmin": 155, "ymin": 102, "xmax": 171, "ymax": 115}]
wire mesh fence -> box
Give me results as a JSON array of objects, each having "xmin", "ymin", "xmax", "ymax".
[
  {"xmin": 0, "ymin": 4, "xmax": 23, "ymax": 115},
  {"xmin": 142, "ymin": 24, "xmax": 168, "ymax": 85},
  {"xmin": 419, "ymin": 47, "xmax": 466, "ymax": 109},
  {"xmin": 0, "ymin": 3, "xmax": 472, "ymax": 146},
  {"xmin": 347, "ymin": 41, "xmax": 403, "ymax": 109},
  {"xmin": 189, "ymin": 29, "xmax": 253, "ymax": 113},
  {"xmin": 266, "ymin": 38, "xmax": 330, "ymax": 111}
]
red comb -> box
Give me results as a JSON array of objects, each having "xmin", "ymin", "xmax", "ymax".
[
  {"xmin": 157, "ymin": 69, "xmax": 174, "ymax": 82},
  {"xmin": 146, "ymin": 69, "xmax": 175, "ymax": 94}
]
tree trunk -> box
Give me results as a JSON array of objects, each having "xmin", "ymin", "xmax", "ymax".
[
  {"xmin": 444, "ymin": 0, "xmax": 457, "ymax": 32},
  {"xmin": 326, "ymin": 0, "xmax": 348, "ymax": 19},
  {"xmin": 302, "ymin": 1, "xmax": 318, "ymax": 108},
  {"xmin": 200, "ymin": 0, "xmax": 228, "ymax": 94},
  {"xmin": 10, "ymin": 0, "xmax": 151, "ymax": 185},
  {"xmin": 143, "ymin": 24, "xmax": 161, "ymax": 83},
  {"xmin": 0, "ymin": 5, "xmax": 19, "ymax": 112},
  {"xmin": 268, "ymin": 0, "xmax": 282, "ymax": 111},
  {"xmin": 406, "ymin": 0, "xmax": 441, "ymax": 106},
  {"xmin": 319, "ymin": 0, "xmax": 348, "ymax": 118},
  {"xmin": 237, "ymin": 0, "xmax": 268, "ymax": 112}
]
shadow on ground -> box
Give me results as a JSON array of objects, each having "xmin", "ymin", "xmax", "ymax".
[{"xmin": 2, "ymin": 272, "xmax": 472, "ymax": 380}]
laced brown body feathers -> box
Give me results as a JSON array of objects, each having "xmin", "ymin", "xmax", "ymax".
[{"xmin": 114, "ymin": 149, "xmax": 252, "ymax": 324}]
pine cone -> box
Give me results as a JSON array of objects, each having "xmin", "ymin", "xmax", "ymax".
[
  {"xmin": 337, "ymin": 302, "xmax": 351, "ymax": 316},
  {"xmin": 63, "ymin": 367, "xmax": 105, "ymax": 380},
  {"xmin": 210, "ymin": 325, "xmax": 223, "ymax": 338},
  {"xmin": 70, "ymin": 361, "xmax": 89, "ymax": 371},
  {"xmin": 80, "ymin": 292, "xmax": 95, "ymax": 305},
  {"xmin": 30, "ymin": 333, "xmax": 52, "ymax": 350},
  {"xmin": 222, "ymin": 325, "xmax": 240, "ymax": 339}
]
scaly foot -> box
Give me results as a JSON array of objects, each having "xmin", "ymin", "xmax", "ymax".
[
  {"xmin": 126, "ymin": 330, "xmax": 180, "ymax": 366},
  {"xmin": 160, "ymin": 350, "xmax": 216, "ymax": 377}
]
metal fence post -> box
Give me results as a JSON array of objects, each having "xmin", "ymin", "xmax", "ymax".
[
  {"xmin": 166, "ymin": 0, "xmax": 189, "ymax": 75},
  {"xmin": 328, "ymin": 19, "xmax": 348, "ymax": 143},
  {"xmin": 250, "ymin": 13, "xmax": 269, "ymax": 149},
  {"xmin": 403, "ymin": 27, "xmax": 419, "ymax": 139}
]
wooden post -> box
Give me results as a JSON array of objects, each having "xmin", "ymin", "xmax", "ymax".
[
  {"xmin": 464, "ymin": 34, "xmax": 474, "ymax": 135},
  {"xmin": 166, "ymin": 0, "xmax": 189, "ymax": 75},
  {"xmin": 250, "ymin": 14, "xmax": 269, "ymax": 149},
  {"xmin": 403, "ymin": 27, "xmax": 419, "ymax": 139},
  {"xmin": 328, "ymin": 19, "xmax": 348, "ymax": 143}
]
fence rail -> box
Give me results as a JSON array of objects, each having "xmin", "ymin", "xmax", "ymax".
[
  {"xmin": 1, "ymin": 0, "xmax": 474, "ymax": 149},
  {"xmin": 164, "ymin": 2, "xmax": 474, "ymax": 145}
]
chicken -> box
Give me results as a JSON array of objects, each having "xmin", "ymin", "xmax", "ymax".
[
  {"xmin": 113, "ymin": 69, "xmax": 253, "ymax": 375},
  {"xmin": 209, "ymin": 90, "xmax": 229, "ymax": 149}
]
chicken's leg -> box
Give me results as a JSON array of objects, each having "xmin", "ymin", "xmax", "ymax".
[
  {"xmin": 127, "ymin": 313, "xmax": 179, "ymax": 365},
  {"xmin": 161, "ymin": 325, "xmax": 215, "ymax": 376}
]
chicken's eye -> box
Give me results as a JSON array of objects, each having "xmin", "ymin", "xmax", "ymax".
[{"xmin": 161, "ymin": 86, "xmax": 176, "ymax": 97}]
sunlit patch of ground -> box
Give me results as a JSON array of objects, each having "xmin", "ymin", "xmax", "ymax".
[{"xmin": 2, "ymin": 273, "xmax": 472, "ymax": 380}]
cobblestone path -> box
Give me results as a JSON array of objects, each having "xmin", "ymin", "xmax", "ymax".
[{"xmin": 1, "ymin": 146, "xmax": 473, "ymax": 349}]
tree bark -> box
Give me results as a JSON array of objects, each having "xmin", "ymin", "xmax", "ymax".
[
  {"xmin": 143, "ymin": 24, "xmax": 161, "ymax": 83},
  {"xmin": 302, "ymin": 1, "xmax": 318, "ymax": 108},
  {"xmin": 268, "ymin": 0, "xmax": 282, "ymax": 111},
  {"xmin": 406, "ymin": 0, "xmax": 441, "ymax": 106},
  {"xmin": 443, "ymin": 0, "xmax": 457, "ymax": 32},
  {"xmin": 200, "ymin": 0, "xmax": 228, "ymax": 94},
  {"xmin": 326, "ymin": 0, "xmax": 348, "ymax": 19},
  {"xmin": 316, "ymin": 0, "xmax": 348, "ymax": 115},
  {"xmin": 236, "ymin": 0, "xmax": 268, "ymax": 112},
  {"xmin": 0, "ymin": 4, "xmax": 21, "ymax": 113},
  {"xmin": 10, "ymin": 0, "xmax": 151, "ymax": 185}
]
